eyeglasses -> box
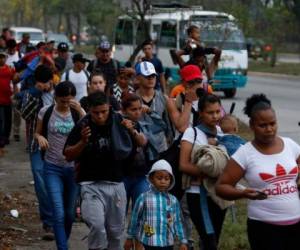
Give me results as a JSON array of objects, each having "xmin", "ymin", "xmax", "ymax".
[{"xmin": 187, "ymin": 78, "xmax": 203, "ymax": 85}]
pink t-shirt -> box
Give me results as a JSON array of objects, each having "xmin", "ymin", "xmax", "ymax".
[{"xmin": 232, "ymin": 137, "xmax": 300, "ymax": 223}]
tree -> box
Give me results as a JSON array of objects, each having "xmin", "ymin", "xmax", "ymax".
[{"xmin": 127, "ymin": 0, "xmax": 152, "ymax": 64}]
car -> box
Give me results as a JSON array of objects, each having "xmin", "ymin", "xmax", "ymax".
[
  {"xmin": 10, "ymin": 27, "xmax": 45, "ymax": 45},
  {"xmin": 246, "ymin": 37, "xmax": 272, "ymax": 61},
  {"xmin": 46, "ymin": 33, "xmax": 74, "ymax": 51}
]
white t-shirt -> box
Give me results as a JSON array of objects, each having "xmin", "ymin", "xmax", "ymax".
[
  {"xmin": 61, "ymin": 69, "xmax": 89, "ymax": 101},
  {"xmin": 181, "ymin": 126, "xmax": 222, "ymax": 193},
  {"xmin": 232, "ymin": 137, "xmax": 300, "ymax": 222},
  {"xmin": 6, "ymin": 52, "xmax": 20, "ymax": 67}
]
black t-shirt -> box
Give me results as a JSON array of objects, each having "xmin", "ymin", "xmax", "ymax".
[
  {"xmin": 87, "ymin": 59, "xmax": 120, "ymax": 88},
  {"xmin": 64, "ymin": 114, "xmax": 123, "ymax": 182}
]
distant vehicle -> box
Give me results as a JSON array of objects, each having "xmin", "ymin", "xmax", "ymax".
[
  {"xmin": 10, "ymin": 27, "xmax": 44, "ymax": 45},
  {"xmin": 246, "ymin": 38, "xmax": 272, "ymax": 61},
  {"xmin": 46, "ymin": 33, "xmax": 74, "ymax": 51},
  {"xmin": 114, "ymin": 5, "xmax": 248, "ymax": 98}
]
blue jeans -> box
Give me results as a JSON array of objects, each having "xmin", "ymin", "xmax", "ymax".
[
  {"xmin": 123, "ymin": 176, "xmax": 150, "ymax": 209},
  {"xmin": 29, "ymin": 150, "xmax": 53, "ymax": 227},
  {"xmin": 44, "ymin": 162, "xmax": 79, "ymax": 250}
]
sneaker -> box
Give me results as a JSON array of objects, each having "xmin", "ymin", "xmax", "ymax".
[
  {"xmin": 14, "ymin": 135, "xmax": 20, "ymax": 142},
  {"xmin": 42, "ymin": 226, "xmax": 54, "ymax": 241}
]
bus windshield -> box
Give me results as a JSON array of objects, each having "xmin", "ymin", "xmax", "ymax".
[{"xmin": 188, "ymin": 17, "xmax": 246, "ymax": 50}]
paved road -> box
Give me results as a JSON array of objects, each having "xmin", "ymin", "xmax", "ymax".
[
  {"xmin": 278, "ymin": 53, "xmax": 300, "ymax": 64},
  {"xmin": 221, "ymin": 73, "xmax": 300, "ymax": 144}
]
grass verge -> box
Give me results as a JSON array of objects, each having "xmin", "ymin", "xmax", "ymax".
[{"xmin": 248, "ymin": 60, "xmax": 300, "ymax": 76}]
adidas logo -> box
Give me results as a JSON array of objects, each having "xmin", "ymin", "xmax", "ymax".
[
  {"xmin": 259, "ymin": 164, "xmax": 298, "ymax": 184},
  {"xmin": 259, "ymin": 164, "xmax": 299, "ymax": 196}
]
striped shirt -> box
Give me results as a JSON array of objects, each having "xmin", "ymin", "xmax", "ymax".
[
  {"xmin": 112, "ymin": 83, "xmax": 134, "ymax": 103},
  {"xmin": 127, "ymin": 187, "xmax": 187, "ymax": 246}
]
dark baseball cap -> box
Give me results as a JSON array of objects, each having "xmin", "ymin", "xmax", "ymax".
[
  {"xmin": 98, "ymin": 40, "xmax": 111, "ymax": 50},
  {"xmin": 57, "ymin": 42, "xmax": 69, "ymax": 52},
  {"xmin": 72, "ymin": 53, "xmax": 90, "ymax": 63}
]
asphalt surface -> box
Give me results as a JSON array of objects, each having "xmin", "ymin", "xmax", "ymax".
[{"xmin": 221, "ymin": 73, "xmax": 300, "ymax": 144}]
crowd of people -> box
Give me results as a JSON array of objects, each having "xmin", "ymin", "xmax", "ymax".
[{"xmin": 1, "ymin": 24, "xmax": 300, "ymax": 250}]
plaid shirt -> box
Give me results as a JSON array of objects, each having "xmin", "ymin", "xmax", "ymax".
[
  {"xmin": 20, "ymin": 87, "xmax": 44, "ymax": 153},
  {"xmin": 127, "ymin": 187, "xmax": 187, "ymax": 247}
]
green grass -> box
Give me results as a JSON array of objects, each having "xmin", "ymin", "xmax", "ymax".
[
  {"xmin": 219, "ymin": 200, "xmax": 250, "ymax": 250},
  {"xmin": 248, "ymin": 60, "xmax": 300, "ymax": 76}
]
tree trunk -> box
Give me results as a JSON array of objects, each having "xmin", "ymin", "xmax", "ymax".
[
  {"xmin": 65, "ymin": 13, "xmax": 73, "ymax": 38},
  {"xmin": 57, "ymin": 13, "xmax": 63, "ymax": 33},
  {"xmin": 76, "ymin": 12, "xmax": 81, "ymax": 45},
  {"xmin": 270, "ymin": 43, "xmax": 277, "ymax": 67},
  {"xmin": 129, "ymin": 43, "xmax": 143, "ymax": 65},
  {"xmin": 43, "ymin": 8, "xmax": 48, "ymax": 33}
]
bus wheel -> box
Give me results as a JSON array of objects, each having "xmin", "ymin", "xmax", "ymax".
[{"xmin": 224, "ymin": 88, "xmax": 237, "ymax": 98}]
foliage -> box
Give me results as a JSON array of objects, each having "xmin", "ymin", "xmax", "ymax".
[
  {"xmin": 0, "ymin": 0, "xmax": 299, "ymax": 53},
  {"xmin": 0, "ymin": 0, "xmax": 121, "ymax": 45}
]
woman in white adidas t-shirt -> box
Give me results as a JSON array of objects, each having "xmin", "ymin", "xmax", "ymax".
[{"xmin": 216, "ymin": 94, "xmax": 300, "ymax": 250}]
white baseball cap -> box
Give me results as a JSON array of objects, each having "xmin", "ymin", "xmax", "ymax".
[{"xmin": 135, "ymin": 61, "xmax": 157, "ymax": 77}]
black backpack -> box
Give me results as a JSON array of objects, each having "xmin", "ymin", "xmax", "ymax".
[
  {"xmin": 40, "ymin": 105, "xmax": 81, "ymax": 159},
  {"xmin": 159, "ymin": 127, "xmax": 197, "ymax": 200}
]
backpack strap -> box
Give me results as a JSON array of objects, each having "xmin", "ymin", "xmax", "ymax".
[
  {"xmin": 192, "ymin": 125, "xmax": 215, "ymax": 234},
  {"xmin": 112, "ymin": 59, "xmax": 119, "ymax": 75},
  {"xmin": 65, "ymin": 70, "xmax": 70, "ymax": 81},
  {"xmin": 41, "ymin": 105, "xmax": 55, "ymax": 139},
  {"xmin": 83, "ymin": 69, "xmax": 90, "ymax": 92},
  {"xmin": 192, "ymin": 127, "xmax": 197, "ymax": 148},
  {"xmin": 93, "ymin": 59, "xmax": 98, "ymax": 72},
  {"xmin": 70, "ymin": 107, "xmax": 81, "ymax": 125}
]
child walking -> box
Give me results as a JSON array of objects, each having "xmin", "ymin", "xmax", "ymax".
[{"xmin": 125, "ymin": 160, "xmax": 187, "ymax": 250}]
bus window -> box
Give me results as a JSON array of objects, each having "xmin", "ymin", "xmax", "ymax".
[
  {"xmin": 114, "ymin": 19, "xmax": 133, "ymax": 45},
  {"xmin": 179, "ymin": 20, "xmax": 189, "ymax": 48},
  {"xmin": 115, "ymin": 20, "xmax": 124, "ymax": 45},
  {"xmin": 159, "ymin": 21, "xmax": 176, "ymax": 48},
  {"xmin": 136, "ymin": 21, "xmax": 150, "ymax": 45},
  {"xmin": 151, "ymin": 24, "xmax": 161, "ymax": 42},
  {"xmin": 123, "ymin": 20, "xmax": 133, "ymax": 44}
]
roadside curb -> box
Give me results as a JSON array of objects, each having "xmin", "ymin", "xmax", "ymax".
[{"xmin": 248, "ymin": 71, "xmax": 300, "ymax": 80}]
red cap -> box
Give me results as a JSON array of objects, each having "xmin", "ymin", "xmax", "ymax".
[{"xmin": 180, "ymin": 65, "xmax": 202, "ymax": 82}]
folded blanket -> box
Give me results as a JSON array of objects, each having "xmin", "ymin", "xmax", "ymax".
[{"xmin": 191, "ymin": 144, "xmax": 233, "ymax": 209}]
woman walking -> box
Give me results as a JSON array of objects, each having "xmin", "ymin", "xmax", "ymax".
[
  {"xmin": 216, "ymin": 94, "xmax": 300, "ymax": 250},
  {"xmin": 35, "ymin": 81, "xmax": 85, "ymax": 250}
]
